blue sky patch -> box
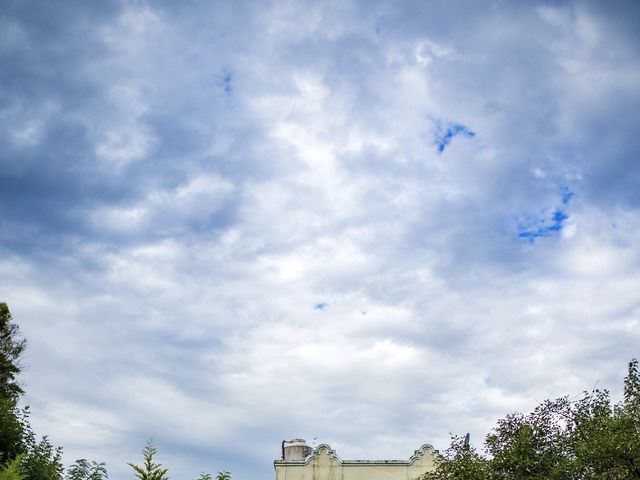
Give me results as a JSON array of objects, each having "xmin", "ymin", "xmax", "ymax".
[
  {"xmin": 516, "ymin": 187, "xmax": 574, "ymax": 243},
  {"xmin": 314, "ymin": 302, "xmax": 328, "ymax": 310},
  {"xmin": 434, "ymin": 122, "xmax": 475, "ymax": 154}
]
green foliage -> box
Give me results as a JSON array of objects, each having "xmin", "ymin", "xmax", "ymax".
[
  {"xmin": 424, "ymin": 359, "xmax": 640, "ymax": 480},
  {"xmin": 486, "ymin": 398, "xmax": 574, "ymax": 479},
  {"xmin": 570, "ymin": 358, "xmax": 640, "ymax": 479},
  {"xmin": 66, "ymin": 460, "xmax": 107, "ymax": 480},
  {"xmin": 420, "ymin": 435, "xmax": 488, "ymax": 480},
  {"xmin": 0, "ymin": 303, "xmax": 26, "ymax": 400},
  {"xmin": 128, "ymin": 441, "xmax": 168, "ymax": 480},
  {"xmin": 196, "ymin": 469, "xmax": 230, "ymax": 480},
  {"xmin": 0, "ymin": 398, "xmax": 25, "ymax": 464},
  {"xmin": 0, "ymin": 455, "xmax": 25, "ymax": 480},
  {"xmin": 20, "ymin": 435, "xmax": 63, "ymax": 480}
]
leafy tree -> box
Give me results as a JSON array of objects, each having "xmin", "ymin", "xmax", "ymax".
[
  {"xmin": 0, "ymin": 455, "xmax": 25, "ymax": 480},
  {"xmin": 422, "ymin": 359, "xmax": 640, "ymax": 480},
  {"xmin": 128, "ymin": 441, "xmax": 168, "ymax": 480},
  {"xmin": 0, "ymin": 303, "xmax": 26, "ymax": 400},
  {"xmin": 66, "ymin": 460, "xmax": 107, "ymax": 480},
  {"xmin": 0, "ymin": 303, "xmax": 64, "ymax": 480},
  {"xmin": 0, "ymin": 302, "xmax": 27, "ymax": 465},
  {"xmin": 486, "ymin": 398, "xmax": 574, "ymax": 480},
  {"xmin": 196, "ymin": 470, "xmax": 230, "ymax": 480},
  {"xmin": 0, "ymin": 399, "xmax": 25, "ymax": 464},
  {"xmin": 420, "ymin": 435, "xmax": 488, "ymax": 480},
  {"xmin": 570, "ymin": 358, "xmax": 640, "ymax": 479},
  {"xmin": 20, "ymin": 433, "xmax": 63, "ymax": 480}
]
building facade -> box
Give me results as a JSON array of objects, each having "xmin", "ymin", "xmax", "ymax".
[{"xmin": 274, "ymin": 439, "xmax": 437, "ymax": 480}]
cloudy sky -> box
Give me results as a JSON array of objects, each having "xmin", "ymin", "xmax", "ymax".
[{"xmin": 1, "ymin": 0, "xmax": 639, "ymax": 478}]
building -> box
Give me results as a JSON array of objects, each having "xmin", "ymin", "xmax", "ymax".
[{"xmin": 274, "ymin": 439, "xmax": 437, "ymax": 480}]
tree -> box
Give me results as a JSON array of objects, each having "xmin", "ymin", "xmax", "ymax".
[
  {"xmin": 420, "ymin": 435, "xmax": 488, "ymax": 480},
  {"xmin": 570, "ymin": 358, "xmax": 640, "ymax": 479},
  {"xmin": 423, "ymin": 359, "xmax": 640, "ymax": 480},
  {"xmin": 0, "ymin": 302, "xmax": 27, "ymax": 467},
  {"xmin": 0, "ymin": 302, "xmax": 64, "ymax": 480},
  {"xmin": 128, "ymin": 441, "xmax": 168, "ymax": 480},
  {"xmin": 20, "ymin": 431, "xmax": 63, "ymax": 480},
  {"xmin": 66, "ymin": 460, "xmax": 107, "ymax": 480},
  {"xmin": 0, "ymin": 399, "xmax": 26, "ymax": 464},
  {"xmin": 196, "ymin": 469, "xmax": 230, "ymax": 480},
  {"xmin": 485, "ymin": 398, "xmax": 574, "ymax": 480},
  {"xmin": 0, "ymin": 303, "xmax": 26, "ymax": 400},
  {"xmin": 0, "ymin": 455, "xmax": 25, "ymax": 480}
]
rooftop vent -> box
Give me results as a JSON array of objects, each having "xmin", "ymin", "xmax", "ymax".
[{"xmin": 282, "ymin": 439, "xmax": 313, "ymax": 461}]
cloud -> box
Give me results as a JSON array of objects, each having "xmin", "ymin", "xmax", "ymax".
[{"xmin": 1, "ymin": 1, "xmax": 639, "ymax": 479}]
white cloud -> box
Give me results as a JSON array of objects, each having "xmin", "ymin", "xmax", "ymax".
[{"xmin": 1, "ymin": 1, "xmax": 639, "ymax": 479}]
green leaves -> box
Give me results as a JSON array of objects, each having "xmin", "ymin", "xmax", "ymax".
[
  {"xmin": 20, "ymin": 435, "xmax": 63, "ymax": 480},
  {"xmin": 0, "ymin": 455, "xmax": 25, "ymax": 480},
  {"xmin": 423, "ymin": 358, "xmax": 640, "ymax": 480},
  {"xmin": 196, "ymin": 472, "xmax": 230, "ymax": 480},
  {"xmin": 624, "ymin": 358, "xmax": 640, "ymax": 412},
  {"xmin": 419, "ymin": 435, "xmax": 489, "ymax": 480},
  {"xmin": 572, "ymin": 370, "xmax": 640, "ymax": 480},
  {"xmin": 0, "ymin": 302, "xmax": 27, "ymax": 400},
  {"xmin": 486, "ymin": 398, "xmax": 574, "ymax": 480},
  {"xmin": 128, "ymin": 441, "xmax": 168, "ymax": 480},
  {"xmin": 0, "ymin": 398, "xmax": 26, "ymax": 464},
  {"xmin": 128, "ymin": 443, "xmax": 231, "ymax": 480},
  {"xmin": 66, "ymin": 460, "xmax": 107, "ymax": 480}
]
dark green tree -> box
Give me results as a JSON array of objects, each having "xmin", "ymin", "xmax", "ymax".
[
  {"xmin": 196, "ymin": 470, "xmax": 230, "ymax": 480},
  {"xmin": 0, "ymin": 302, "xmax": 64, "ymax": 480},
  {"xmin": 66, "ymin": 460, "xmax": 107, "ymax": 480},
  {"xmin": 0, "ymin": 399, "xmax": 25, "ymax": 464},
  {"xmin": 20, "ymin": 425, "xmax": 63, "ymax": 480},
  {"xmin": 0, "ymin": 303, "xmax": 26, "ymax": 400},
  {"xmin": 0, "ymin": 454, "xmax": 25, "ymax": 480},
  {"xmin": 420, "ymin": 435, "xmax": 489, "ymax": 480},
  {"xmin": 422, "ymin": 359, "xmax": 640, "ymax": 480},
  {"xmin": 128, "ymin": 441, "xmax": 168, "ymax": 480},
  {"xmin": 485, "ymin": 398, "xmax": 574, "ymax": 480},
  {"xmin": 570, "ymin": 359, "xmax": 640, "ymax": 479}
]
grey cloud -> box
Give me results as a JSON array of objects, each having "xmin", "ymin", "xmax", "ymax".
[{"xmin": 2, "ymin": 1, "xmax": 640, "ymax": 479}]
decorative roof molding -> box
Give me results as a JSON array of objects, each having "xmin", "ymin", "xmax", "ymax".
[{"xmin": 274, "ymin": 443, "xmax": 437, "ymax": 467}]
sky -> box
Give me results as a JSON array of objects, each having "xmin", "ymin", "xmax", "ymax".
[{"xmin": 1, "ymin": 0, "xmax": 639, "ymax": 478}]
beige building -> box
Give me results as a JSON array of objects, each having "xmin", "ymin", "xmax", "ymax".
[{"xmin": 274, "ymin": 439, "xmax": 437, "ymax": 480}]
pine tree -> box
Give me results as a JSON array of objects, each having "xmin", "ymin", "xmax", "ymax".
[
  {"xmin": 128, "ymin": 442, "xmax": 168, "ymax": 480},
  {"xmin": 0, "ymin": 303, "xmax": 26, "ymax": 400}
]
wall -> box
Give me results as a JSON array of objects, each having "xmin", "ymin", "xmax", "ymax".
[{"xmin": 274, "ymin": 443, "xmax": 437, "ymax": 480}]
